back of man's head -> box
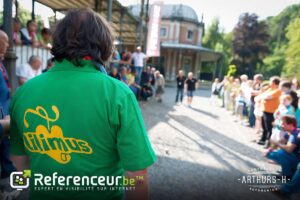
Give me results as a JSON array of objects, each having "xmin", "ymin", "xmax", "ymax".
[
  {"xmin": 270, "ymin": 76, "xmax": 281, "ymax": 86},
  {"xmin": 51, "ymin": 8, "xmax": 114, "ymax": 66}
]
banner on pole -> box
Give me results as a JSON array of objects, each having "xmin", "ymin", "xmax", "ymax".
[{"xmin": 146, "ymin": 1, "xmax": 163, "ymax": 57}]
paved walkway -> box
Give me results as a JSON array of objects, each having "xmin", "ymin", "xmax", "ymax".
[{"xmin": 141, "ymin": 87, "xmax": 297, "ymax": 200}]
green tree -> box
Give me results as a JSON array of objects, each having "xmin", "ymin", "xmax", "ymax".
[
  {"xmin": 259, "ymin": 46, "xmax": 285, "ymax": 78},
  {"xmin": 203, "ymin": 18, "xmax": 224, "ymax": 50},
  {"xmin": 283, "ymin": 18, "xmax": 300, "ymax": 77},
  {"xmin": 260, "ymin": 4, "xmax": 300, "ymax": 77},
  {"xmin": 202, "ymin": 18, "xmax": 233, "ymax": 76},
  {"xmin": 232, "ymin": 13, "xmax": 270, "ymax": 77},
  {"xmin": 266, "ymin": 4, "xmax": 300, "ymax": 50}
]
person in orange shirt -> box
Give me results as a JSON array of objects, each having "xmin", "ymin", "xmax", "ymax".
[{"xmin": 256, "ymin": 76, "xmax": 281, "ymax": 147}]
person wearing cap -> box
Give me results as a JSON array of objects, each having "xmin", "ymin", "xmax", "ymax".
[
  {"xmin": 9, "ymin": 8, "xmax": 156, "ymax": 200},
  {"xmin": 131, "ymin": 46, "xmax": 147, "ymax": 85}
]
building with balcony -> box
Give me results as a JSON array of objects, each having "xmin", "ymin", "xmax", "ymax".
[{"xmin": 129, "ymin": 4, "xmax": 222, "ymax": 81}]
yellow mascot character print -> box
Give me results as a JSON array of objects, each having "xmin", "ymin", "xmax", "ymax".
[{"xmin": 23, "ymin": 106, "xmax": 93, "ymax": 164}]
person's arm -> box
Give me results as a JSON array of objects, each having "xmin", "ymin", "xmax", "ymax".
[
  {"xmin": 116, "ymin": 93, "xmax": 156, "ymax": 199},
  {"xmin": 254, "ymin": 95, "xmax": 261, "ymax": 103},
  {"xmin": 261, "ymin": 90, "xmax": 279, "ymax": 100},
  {"xmin": 196, "ymin": 80, "xmax": 200, "ymax": 89},
  {"xmin": 125, "ymin": 169, "xmax": 149, "ymax": 200},
  {"xmin": 162, "ymin": 76, "xmax": 165, "ymax": 88},
  {"xmin": 251, "ymin": 90, "xmax": 261, "ymax": 96},
  {"xmin": 16, "ymin": 64, "xmax": 27, "ymax": 85},
  {"xmin": 0, "ymin": 117, "xmax": 10, "ymax": 137},
  {"xmin": 276, "ymin": 142, "xmax": 296, "ymax": 154},
  {"xmin": 184, "ymin": 81, "xmax": 188, "ymax": 93},
  {"xmin": 18, "ymin": 77, "xmax": 26, "ymax": 86},
  {"xmin": 10, "ymin": 155, "xmax": 30, "ymax": 171},
  {"xmin": 143, "ymin": 53, "xmax": 149, "ymax": 62}
]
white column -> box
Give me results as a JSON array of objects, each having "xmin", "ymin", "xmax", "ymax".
[{"xmin": 175, "ymin": 22, "xmax": 180, "ymax": 43}]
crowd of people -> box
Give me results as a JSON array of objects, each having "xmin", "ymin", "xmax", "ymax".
[
  {"xmin": 211, "ymin": 74, "xmax": 300, "ymax": 197},
  {"xmin": 13, "ymin": 18, "xmax": 52, "ymax": 49},
  {"xmin": 108, "ymin": 46, "xmax": 165, "ymax": 104}
]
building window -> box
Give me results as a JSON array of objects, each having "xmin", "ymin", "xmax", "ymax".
[
  {"xmin": 187, "ymin": 30, "xmax": 193, "ymax": 40},
  {"xmin": 160, "ymin": 27, "xmax": 167, "ymax": 37}
]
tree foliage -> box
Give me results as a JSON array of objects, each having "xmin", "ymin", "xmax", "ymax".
[
  {"xmin": 259, "ymin": 46, "xmax": 285, "ymax": 78},
  {"xmin": 259, "ymin": 4, "xmax": 300, "ymax": 77},
  {"xmin": 0, "ymin": 6, "xmax": 43, "ymax": 29},
  {"xmin": 202, "ymin": 18, "xmax": 233, "ymax": 76},
  {"xmin": 266, "ymin": 4, "xmax": 300, "ymax": 50},
  {"xmin": 283, "ymin": 18, "xmax": 300, "ymax": 78},
  {"xmin": 232, "ymin": 13, "xmax": 270, "ymax": 77},
  {"xmin": 203, "ymin": 18, "xmax": 224, "ymax": 50}
]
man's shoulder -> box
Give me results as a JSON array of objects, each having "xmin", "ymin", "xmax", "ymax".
[
  {"xmin": 97, "ymin": 73, "xmax": 134, "ymax": 96},
  {"xmin": 15, "ymin": 72, "xmax": 47, "ymax": 90},
  {"xmin": 14, "ymin": 72, "xmax": 133, "ymax": 100}
]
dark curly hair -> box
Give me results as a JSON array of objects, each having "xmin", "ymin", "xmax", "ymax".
[{"xmin": 51, "ymin": 8, "xmax": 114, "ymax": 66}]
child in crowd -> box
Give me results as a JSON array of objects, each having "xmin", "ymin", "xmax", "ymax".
[
  {"xmin": 224, "ymin": 76, "xmax": 234, "ymax": 110},
  {"xmin": 154, "ymin": 70, "xmax": 165, "ymax": 103},
  {"xmin": 141, "ymin": 82, "xmax": 153, "ymax": 102},
  {"xmin": 230, "ymin": 78, "xmax": 241, "ymax": 115},
  {"xmin": 254, "ymin": 82, "xmax": 269, "ymax": 134},
  {"xmin": 266, "ymin": 115, "xmax": 300, "ymax": 178},
  {"xmin": 109, "ymin": 67, "xmax": 121, "ymax": 80},
  {"xmin": 39, "ymin": 28, "xmax": 52, "ymax": 49},
  {"xmin": 127, "ymin": 69, "xmax": 140, "ymax": 99},
  {"xmin": 120, "ymin": 67, "xmax": 128, "ymax": 84},
  {"xmin": 20, "ymin": 20, "xmax": 39, "ymax": 46},
  {"xmin": 270, "ymin": 94, "xmax": 295, "ymax": 143},
  {"xmin": 211, "ymin": 78, "xmax": 220, "ymax": 106},
  {"xmin": 13, "ymin": 18, "xmax": 22, "ymax": 45},
  {"xmin": 235, "ymin": 89, "xmax": 245, "ymax": 124},
  {"xmin": 295, "ymin": 100, "xmax": 300, "ymax": 128}
]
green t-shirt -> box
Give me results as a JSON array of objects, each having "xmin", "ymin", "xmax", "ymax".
[{"xmin": 9, "ymin": 59, "xmax": 156, "ymax": 200}]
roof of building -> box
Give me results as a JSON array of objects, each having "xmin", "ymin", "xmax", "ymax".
[
  {"xmin": 128, "ymin": 4, "xmax": 200, "ymax": 23},
  {"xmin": 161, "ymin": 42, "xmax": 222, "ymax": 61},
  {"xmin": 35, "ymin": 0, "xmax": 139, "ymax": 45}
]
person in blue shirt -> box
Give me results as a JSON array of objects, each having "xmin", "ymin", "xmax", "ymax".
[
  {"xmin": 267, "ymin": 115, "xmax": 300, "ymax": 179},
  {"xmin": 295, "ymin": 98, "xmax": 300, "ymax": 128},
  {"xmin": 0, "ymin": 30, "xmax": 16, "ymax": 178},
  {"xmin": 270, "ymin": 115, "xmax": 300, "ymax": 198}
]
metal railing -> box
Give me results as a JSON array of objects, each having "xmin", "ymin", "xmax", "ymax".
[{"xmin": 13, "ymin": 45, "xmax": 52, "ymax": 70}]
